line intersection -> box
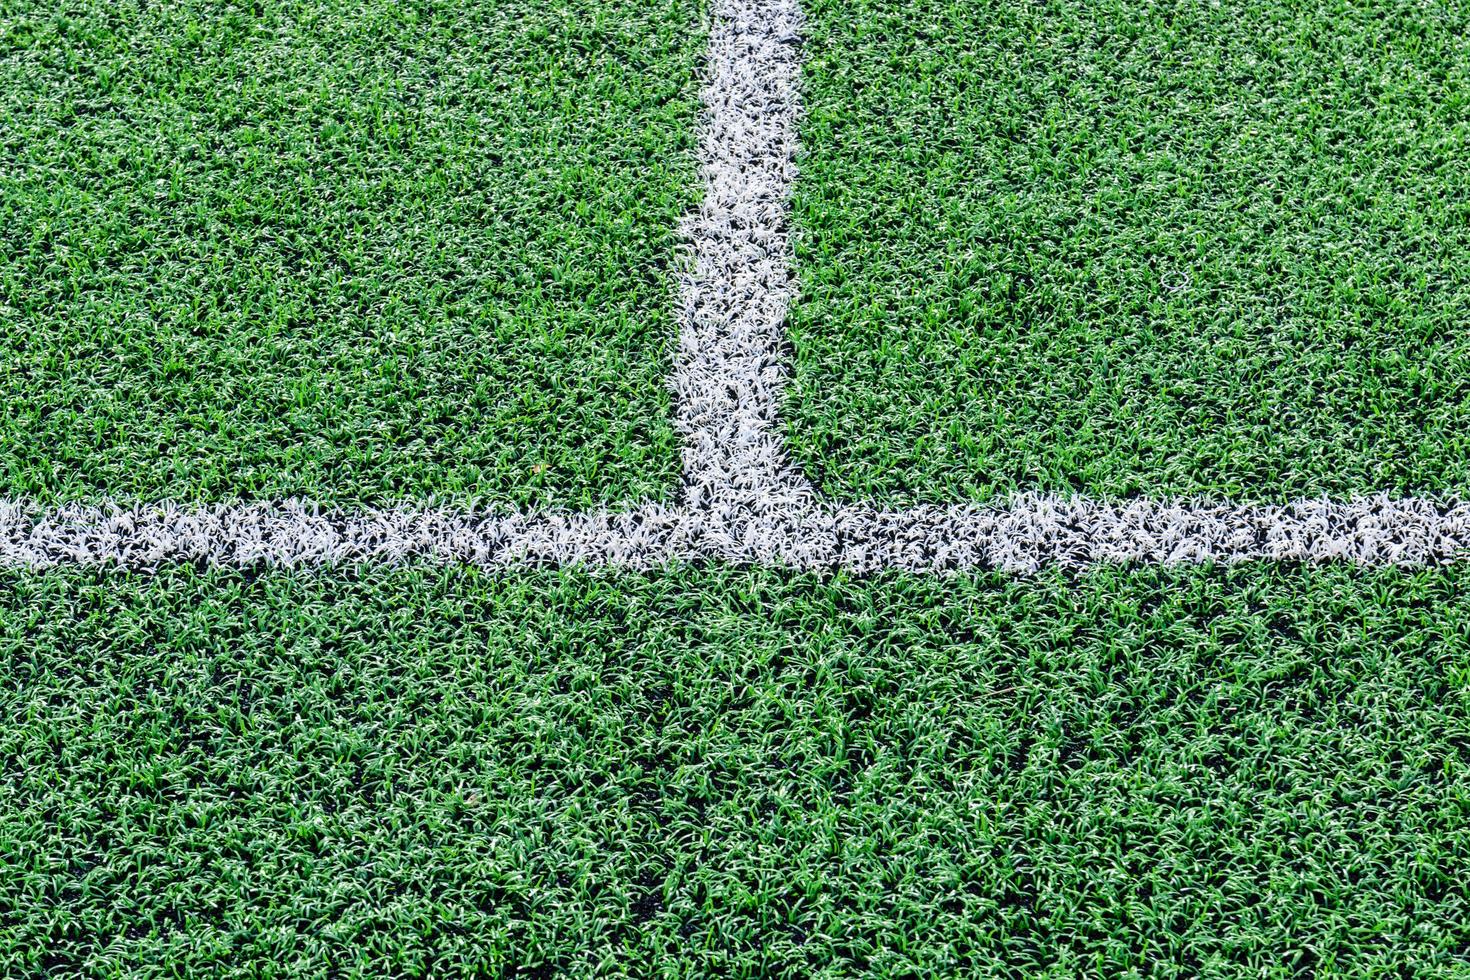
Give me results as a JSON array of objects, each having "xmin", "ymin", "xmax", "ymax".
[{"xmin": 3, "ymin": 0, "xmax": 1465, "ymax": 573}]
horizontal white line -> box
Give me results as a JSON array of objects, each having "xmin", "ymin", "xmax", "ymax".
[
  {"xmin": 0, "ymin": 501, "xmax": 693, "ymax": 571},
  {"xmin": 820, "ymin": 495, "xmax": 1470, "ymax": 573},
  {"xmin": 4, "ymin": 496, "xmax": 1466, "ymax": 572}
]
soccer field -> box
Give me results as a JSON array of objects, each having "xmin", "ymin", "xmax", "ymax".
[{"xmin": 3, "ymin": 0, "xmax": 1469, "ymax": 975}]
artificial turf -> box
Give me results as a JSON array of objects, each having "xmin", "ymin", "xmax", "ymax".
[
  {"xmin": 0, "ymin": 0, "xmax": 704, "ymax": 506},
  {"xmin": 3, "ymin": 564, "xmax": 1468, "ymax": 977},
  {"xmin": 5, "ymin": 0, "xmax": 1470, "ymax": 976},
  {"xmin": 785, "ymin": 0, "xmax": 1470, "ymax": 504}
]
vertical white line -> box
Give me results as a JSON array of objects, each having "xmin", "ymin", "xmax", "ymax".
[{"xmin": 670, "ymin": 0, "xmax": 823, "ymax": 561}]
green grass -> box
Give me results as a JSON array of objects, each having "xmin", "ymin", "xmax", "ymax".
[
  {"xmin": 785, "ymin": 0, "xmax": 1470, "ymax": 504},
  {"xmin": 0, "ymin": 0, "xmax": 704, "ymax": 506},
  {"xmin": 3, "ymin": 564, "xmax": 1469, "ymax": 977},
  {"xmin": 5, "ymin": 1, "xmax": 1470, "ymax": 975}
]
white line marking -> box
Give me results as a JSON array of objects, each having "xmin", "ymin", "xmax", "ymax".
[
  {"xmin": 2, "ymin": 0, "xmax": 1465, "ymax": 573},
  {"xmin": 0, "ymin": 501, "xmax": 692, "ymax": 571},
  {"xmin": 671, "ymin": 0, "xmax": 822, "ymax": 560},
  {"xmin": 4, "ymin": 496, "xmax": 1468, "ymax": 572}
]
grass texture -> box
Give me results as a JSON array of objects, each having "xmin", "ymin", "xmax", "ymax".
[
  {"xmin": 0, "ymin": 0, "xmax": 703, "ymax": 506},
  {"xmin": 3, "ymin": 564, "xmax": 1469, "ymax": 977},
  {"xmin": 785, "ymin": 0, "xmax": 1470, "ymax": 504}
]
